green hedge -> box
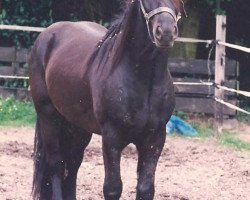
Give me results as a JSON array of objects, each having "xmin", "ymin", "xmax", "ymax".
[{"xmin": 0, "ymin": 97, "xmax": 35, "ymax": 126}]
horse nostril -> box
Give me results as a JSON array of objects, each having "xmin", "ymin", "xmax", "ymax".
[
  {"xmin": 155, "ymin": 26, "xmax": 163, "ymax": 39},
  {"xmin": 173, "ymin": 25, "xmax": 178, "ymax": 37}
]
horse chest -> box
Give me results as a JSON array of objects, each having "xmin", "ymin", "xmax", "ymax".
[{"xmin": 102, "ymin": 78, "xmax": 174, "ymax": 130}]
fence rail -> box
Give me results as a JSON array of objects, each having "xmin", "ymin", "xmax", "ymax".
[
  {"xmin": 0, "ymin": 24, "xmax": 249, "ymax": 53},
  {"xmin": 0, "ymin": 24, "xmax": 45, "ymax": 32},
  {"xmin": 0, "ymin": 24, "xmax": 249, "ymax": 119}
]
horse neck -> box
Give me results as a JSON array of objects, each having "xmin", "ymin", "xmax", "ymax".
[
  {"xmin": 120, "ymin": 9, "xmax": 169, "ymax": 89},
  {"xmin": 88, "ymin": 1, "xmax": 168, "ymax": 79},
  {"xmin": 126, "ymin": 3, "xmax": 167, "ymax": 66}
]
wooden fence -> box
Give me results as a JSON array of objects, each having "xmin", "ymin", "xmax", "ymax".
[
  {"xmin": 169, "ymin": 58, "xmax": 238, "ymax": 116},
  {"xmin": 0, "ymin": 47, "xmax": 238, "ymax": 115},
  {"xmin": 0, "ymin": 47, "xmax": 30, "ymax": 100}
]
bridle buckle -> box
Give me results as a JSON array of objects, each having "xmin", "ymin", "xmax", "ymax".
[{"xmin": 144, "ymin": 13, "xmax": 149, "ymax": 22}]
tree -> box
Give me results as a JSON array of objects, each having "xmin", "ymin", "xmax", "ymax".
[
  {"xmin": 0, "ymin": 0, "xmax": 120, "ymax": 47},
  {"xmin": 205, "ymin": 0, "xmax": 233, "ymax": 14},
  {"xmin": 0, "ymin": 0, "xmax": 52, "ymax": 47}
]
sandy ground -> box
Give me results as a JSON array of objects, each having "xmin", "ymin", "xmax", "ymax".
[{"xmin": 0, "ymin": 126, "xmax": 250, "ymax": 200}]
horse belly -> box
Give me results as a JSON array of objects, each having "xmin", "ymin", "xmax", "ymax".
[{"xmin": 47, "ymin": 82, "xmax": 100, "ymax": 133}]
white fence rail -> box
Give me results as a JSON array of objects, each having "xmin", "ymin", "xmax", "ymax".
[
  {"xmin": 0, "ymin": 24, "xmax": 249, "ymax": 53},
  {"xmin": 0, "ymin": 24, "xmax": 249, "ymax": 116},
  {"xmin": 0, "ymin": 24, "xmax": 45, "ymax": 32}
]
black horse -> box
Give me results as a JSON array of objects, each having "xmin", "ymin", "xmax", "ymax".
[{"xmin": 29, "ymin": 0, "xmax": 185, "ymax": 199}]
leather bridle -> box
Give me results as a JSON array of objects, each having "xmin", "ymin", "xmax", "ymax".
[
  {"xmin": 139, "ymin": 0, "xmax": 182, "ymax": 44},
  {"xmin": 139, "ymin": 0, "xmax": 181, "ymax": 23}
]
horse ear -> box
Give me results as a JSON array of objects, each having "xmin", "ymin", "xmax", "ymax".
[{"xmin": 172, "ymin": 0, "xmax": 187, "ymax": 18}]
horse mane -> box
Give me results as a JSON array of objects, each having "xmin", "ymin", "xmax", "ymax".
[{"xmin": 87, "ymin": 0, "xmax": 136, "ymax": 78}]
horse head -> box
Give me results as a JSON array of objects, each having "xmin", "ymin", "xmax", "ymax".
[{"xmin": 139, "ymin": 0, "xmax": 186, "ymax": 48}]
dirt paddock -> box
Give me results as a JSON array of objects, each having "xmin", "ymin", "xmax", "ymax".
[{"xmin": 0, "ymin": 126, "xmax": 250, "ymax": 200}]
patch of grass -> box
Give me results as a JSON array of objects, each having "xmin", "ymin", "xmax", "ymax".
[
  {"xmin": 195, "ymin": 124, "xmax": 214, "ymax": 139},
  {"xmin": 187, "ymin": 118, "xmax": 214, "ymax": 139},
  {"xmin": 167, "ymin": 117, "xmax": 214, "ymax": 139},
  {"xmin": 0, "ymin": 97, "xmax": 36, "ymax": 127},
  {"xmin": 219, "ymin": 132, "xmax": 250, "ymax": 152},
  {"xmin": 174, "ymin": 111, "xmax": 188, "ymax": 120},
  {"xmin": 178, "ymin": 115, "xmax": 250, "ymax": 153}
]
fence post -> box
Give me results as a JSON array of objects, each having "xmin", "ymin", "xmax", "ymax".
[{"xmin": 214, "ymin": 15, "xmax": 226, "ymax": 136}]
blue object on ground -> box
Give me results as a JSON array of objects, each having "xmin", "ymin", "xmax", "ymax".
[{"xmin": 166, "ymin": 115, "xmax": 198, "ymax": 137}]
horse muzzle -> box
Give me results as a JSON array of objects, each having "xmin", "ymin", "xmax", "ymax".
[
  {"xmin": 139, "ymin": 0, "xmax": 181, "ymax": 49},
  {"xmin": 153, "ymin": 22, "xmax": 178, "ymax": 49}
]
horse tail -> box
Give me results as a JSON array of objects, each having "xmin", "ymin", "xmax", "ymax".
[
  {"xmin": 30, "ymin": 30, "xmax": 58, "ymax": 200},
  {"xmin": 32, "ymin": 117, "xmax": 51, "ymax": 199}
]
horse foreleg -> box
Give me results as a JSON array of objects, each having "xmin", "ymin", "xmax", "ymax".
[
  {"xmin": 135, "ymin": 130, "xmax": 166, "ymax": 200},
  {"xmin": 102, "ymin": 124, "xmax": 127, "ymax": 200}
]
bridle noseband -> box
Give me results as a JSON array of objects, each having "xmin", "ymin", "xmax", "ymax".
[
  {"xmin": 139, "ymin": 0, "xmax": 181, "ymax": 23},
  {"xmin": 139, "ymin": 0, "xmax": 181, "ymax": 43}
]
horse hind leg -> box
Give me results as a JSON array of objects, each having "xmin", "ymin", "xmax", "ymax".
[
  {"xmin": 31, "ymin": 33, "xmax": 65, "ymax": 199},
  {"xmin": 33, "ymin": 102, "xmax": 65, "ymax": 200},
  {"xmin": 61, "ymin": 125, "xmax": 92, "ymax": 200}
]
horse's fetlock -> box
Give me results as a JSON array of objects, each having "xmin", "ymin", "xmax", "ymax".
[
  {"xmin": 136, "ymin": 182, "xmax": 154, "ymax": 200},
  {"xmin": 103, "ymin": 183, "xmax": 122, "ymax": 200},
  {"xmin": 46, "ymin": 159, "xmax": 65, "ymax": 176},
  {"xmin": 104, "ymin": 191, "xmax": 121, "ymax": 200}
]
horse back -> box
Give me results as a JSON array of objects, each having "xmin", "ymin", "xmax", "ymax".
[{"xmin": 32, "ymin": 21, "xmax": 106, "ymax": 68}]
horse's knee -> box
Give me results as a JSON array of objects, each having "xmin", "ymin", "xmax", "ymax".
[
  {"xmin": 49, "ymin": 159, "xmax": 64, "ymax": 176},
  {"xmin": 136, "ymin": 182, "xmax": 154, "ymax": 200},
  {"xmin": 103, "ymin": 180, "xmax": 122, "ymax": 200}
]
